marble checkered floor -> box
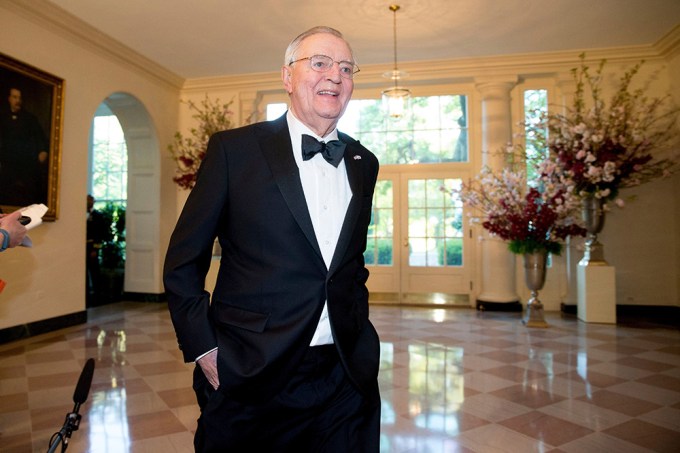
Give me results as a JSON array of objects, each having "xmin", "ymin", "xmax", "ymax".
[{"xmin": 1, "ymin": 301, "xmax": 679, "ymax": 452}]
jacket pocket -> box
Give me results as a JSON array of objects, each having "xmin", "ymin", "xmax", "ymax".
[{"xmin": 212, "ymin": 303, "xmax": 270, "ymax": 333}]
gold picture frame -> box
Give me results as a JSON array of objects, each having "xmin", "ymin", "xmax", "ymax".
[{"xmin": 0, "ymin": 52, "xmax": 64, "ymax": 221}]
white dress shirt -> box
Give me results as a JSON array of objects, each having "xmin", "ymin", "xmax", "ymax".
[{"xmin": 287, "ymin": 111, "xmax": 352, "ymax": 346}]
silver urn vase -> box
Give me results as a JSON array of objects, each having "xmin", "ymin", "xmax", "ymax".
[
  {"xmin": 522, "ymin": 250, "xmax": 549, "ymax": 328},
  {"xmin": 580, "ymin": 194, "xmax": 608, "ymax": 265}
]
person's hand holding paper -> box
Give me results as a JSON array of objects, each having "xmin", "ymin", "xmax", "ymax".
[{"xmin": 19, "ymin": 203, "xmax": 48, "ymax": 247}]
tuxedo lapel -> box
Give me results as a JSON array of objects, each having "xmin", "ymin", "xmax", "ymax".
[
  {"xmin": 328, "ymin": 142, "xmax": 365, "ymax": 276},
  {"xmin": 254, "ymin": 117, "xmax": 325, "ymax": 266}
]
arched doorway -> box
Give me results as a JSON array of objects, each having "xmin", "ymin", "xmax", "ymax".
[{"xmin": 88, "ymin": 92, "xmax": 163, "ymax": 304}]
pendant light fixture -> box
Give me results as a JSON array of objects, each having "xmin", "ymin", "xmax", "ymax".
[{"xmin": 381, "ymin": 4, "xmax": 411, "ymax": 119}]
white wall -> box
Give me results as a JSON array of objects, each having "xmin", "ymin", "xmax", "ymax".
[{"xmin": 0, "ymin": 3, "xmax": 180, "ymax": 329}]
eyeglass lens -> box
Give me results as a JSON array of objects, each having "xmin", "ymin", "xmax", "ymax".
[{"xmin": 308, "ymin": 55, "xmax": 357, "ymax": 79}]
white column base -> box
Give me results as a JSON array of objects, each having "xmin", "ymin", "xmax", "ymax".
[{"xmin": 577, "ymin": 263, "xmax": 616, "ymax": 324}]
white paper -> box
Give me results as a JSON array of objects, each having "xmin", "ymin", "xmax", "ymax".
[
  {"xmin": 19, "ymin": 203, "xmax": 48, "ymax": 247},
  {"xmin": 21, "ymin": 203, "xmax": 48, "ymax": 230}
]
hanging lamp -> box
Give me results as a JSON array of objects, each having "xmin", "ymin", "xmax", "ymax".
[{"xmin": 381, "ymin": 4, "xmax": 411, "ymax": 119}]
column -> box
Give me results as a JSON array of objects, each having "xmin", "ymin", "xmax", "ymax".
[
  {"xmin": 474, "ymin": 76, "xmax": 520, "ymax": 311},
  {"xmin": 556, "ymin": 75, "xmax": 582, "ymax": 312}
]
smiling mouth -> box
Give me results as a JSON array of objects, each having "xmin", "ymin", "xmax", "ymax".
[{"xmin": 318, "ymin": 90, "xmax": 339, "ymax": 96}]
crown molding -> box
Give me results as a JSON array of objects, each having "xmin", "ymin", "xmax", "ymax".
[
  {"xmin": 654, "ymin": 23, "xmax": 680, "ymax": 59},
  {"xmin": 5, "ymin": 1, "xmax": 676, "ymax": 94},
  {"xmin": 183, "ymin": 71, "xmax": 283, "ymax": 93},
  {"xmin": 182, "ymin": 42, "xmax": 672, "ymax": 94},
  {"xmin": 362, "ymin": 45, "xmax": 666, "ymax": 85},
  {"xmin": 3, "ymin": 0, "xmax": 185, "ymax": 90}
]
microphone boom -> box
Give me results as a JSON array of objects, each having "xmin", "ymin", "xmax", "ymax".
[
  {"xmin": 46, "ymin": 358, "xmax": 95, "ymax": 453},
  {"xmin": 73, "ymin": 358, "xmax": 95, "ymax": 405}
]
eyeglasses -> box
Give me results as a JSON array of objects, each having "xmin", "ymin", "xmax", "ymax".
[{"xmin": 289, "ymin": 54, "xmax": 360, "ymax": 79}]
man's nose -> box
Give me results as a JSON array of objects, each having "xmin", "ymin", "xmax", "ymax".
[{"xmin": 326, "ymin": 63, "xmax": 343, "ymax": 82}]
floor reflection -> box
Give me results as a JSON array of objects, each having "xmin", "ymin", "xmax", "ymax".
[
  {"xmin": 88, "ymin": 329, "xmax": 131, "ymax": 451},
  {"xmin": 1, "ymin": 302, "xmax": 679, "ymax": 452}
]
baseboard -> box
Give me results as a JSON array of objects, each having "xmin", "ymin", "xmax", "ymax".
[
  {"xmin": 475, "ymin": 300, "xmax": 523, "ymax": 312},
  {"xmin": 0, "ymin": 310, "xmax": 87, "ymax": 345},
  {"xmin": 560, "ymin": 303, "xmax": 577, "ymax": 315},
  {"xmin": 561, "ymin": 303, "xmax": 679, "ymax": 328},
  {"xmin": 123, "ymin": 292, "xmax": 166, "ymax": 303},
  {"xmin": 617, "ymin": 305, "xmax": 680, "ymax": 328}
]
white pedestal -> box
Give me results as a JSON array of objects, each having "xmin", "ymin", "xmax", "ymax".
[{"xmin": 577, "ymin": 264, "xmax": 616, "ymax": 323}]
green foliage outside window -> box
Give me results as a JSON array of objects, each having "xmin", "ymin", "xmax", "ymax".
[
  {"xmin": 524, "ymin": 90, "xmax": 548, "ymax": 182},
  {"xmin": 91, "ymin": 112, "xmax": 127, "ymax": 271},
  {"xmin": 438, "ymin": 238, "xmax": 463, "ymax": 266},
  {"xmin": 98, "ymin": 202, "xmax": 126, "ymax": 270},
  {"xmin": 91, "ymin": 115, "xmax": 127, "ymax": 203},
  {"xmin": 365, "ymin": 180, "xmax": 394, "ymax": 266},
  {"xmin": 338, "ymin": 95, "xmax": 468, "ymax": 165}
]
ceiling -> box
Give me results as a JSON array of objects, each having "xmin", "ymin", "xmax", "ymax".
[{"xmin": 46, "ymin": 0, "xmax": 680, "ymax": 80}]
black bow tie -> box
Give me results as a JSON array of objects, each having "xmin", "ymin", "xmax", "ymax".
[{"xmin": 301, "ymin": 134, "xmax": 346, "ymax": 167}]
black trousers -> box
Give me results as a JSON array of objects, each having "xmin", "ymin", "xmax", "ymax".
[{"xmin": 193, "ymin": 345, "xmax": 381, "ymax": 452}]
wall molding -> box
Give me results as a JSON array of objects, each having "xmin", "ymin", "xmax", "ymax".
[
  {"xmin": 8, "ymin": 1, "xmax": 679, "ymax": 95},
  {"xmin": 0, "ymin": 310, "xmax": 87, "ymax": 345},
  {"xmin": 183, "ymin": 40, "xmax": 676, "ymax": 94},
  {"xmin": 4, "ymin": 0, "xmax": 185, "ymax": 89},
  {"xmin": 561, "ymin": 304, "xmax": 680, "ymax": 328}
]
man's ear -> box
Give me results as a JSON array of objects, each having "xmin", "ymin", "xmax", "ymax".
[{"xmin": 281, "ymin": 66, "xmax": 293, "ymax": 93}]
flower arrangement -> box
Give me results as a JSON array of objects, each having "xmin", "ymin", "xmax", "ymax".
[
  {"xmin": 447, "ymin": 54, "xmax": 679, "ymax": 256},
  {"xmin": 455, "ymin": 150, "xmax": 586, "ymax": 255},
  {"xmin": 528, "ymin": 54, "xmax": 679, "ymax": 205},
  {"xmin": 169, "ymin": 95, "xmax": 235, "ymax": 190}
]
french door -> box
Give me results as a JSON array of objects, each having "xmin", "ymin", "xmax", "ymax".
[{"xmin": 365, "ymin": 169, "xmax": 473, "ymax": 305}]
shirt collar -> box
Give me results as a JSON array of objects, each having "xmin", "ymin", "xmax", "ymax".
[
  {"xmin": 287, "ymin": 110, "xmax": 341, "ymax": 167},
  {"xmin": 286, "ymin": 110, "xmax": 339, "ymax": 143}
]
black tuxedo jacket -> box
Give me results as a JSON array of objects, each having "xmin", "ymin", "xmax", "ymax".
[{"xmin": 163, "ymin": 114, "xmax": 380, "ymax": 403}]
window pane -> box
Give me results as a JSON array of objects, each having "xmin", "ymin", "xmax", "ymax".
[
  {"xmin": 408, "ymin": 180, "xmax": 426, "ymax": 208},
  {"xmin": 428, "ymin": 237, "xmax": 444, "ymax": 267},
  {"xmin": 92, "ymin": 114, "xmax": 127, "ymax": 204},
  {"xmin": 524, "ymin": 89, "xmax": 547, "ymax": 182},
  {"xmin": 409, "ymin": 178, "xmax": 464, "ymax": 268},
  {"xmin": 337, "ymin": 94, "xmax": 469, "ymax": 165},
  {"xmin": 427, "ymin": 209, "xmax": 444, "ymax": 237},
  {"xmin": 266, "ymin": 103, "xmax": 287, "ymax": 120},
  {"xmin": 376, "ymin": 238, "xmax": 393, "ymax": 265},
  {"xmin": 365, "ymin": 180, "xmax": 394, "ymax": 267},
  {"xmin": 267, "ymin": 94, "xmax": 469, "ymax": 165},
  {"xmin": 409, "ymin": 208, "xmax": 427, "ymax": 237},
  {"xmin": 445, "ymin": 238, "xmax": 463, "ymax": 266}
]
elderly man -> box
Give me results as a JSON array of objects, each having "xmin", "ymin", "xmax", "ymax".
[{"xmin": 164, "ymin": 26, "xmax": 380, "ymax": 452}]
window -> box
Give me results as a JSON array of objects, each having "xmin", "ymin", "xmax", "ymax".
[
  {"xmin": 266, "ymin": 95, "xmax": 468, "ymax": 272},
  {"xmin": 408, "ymin": 178, "xmax": 463, "ymax": 267},
  {"xmin": 89, "ymin": 107, "xmax": 128, "ymax": 266},
  {"xmin": 267, "ymin": 103, "xmax": 287, "ymax": 120},
  {"xmin": 90, "ymin": 111, "xmax": 127, "ymax": 206},
  {"xmin": 523, "ymin": 89, "xmax": 547, "ymax": 182},
  {"xmin": 266, "ymin": 95, "xmax": 469, "ymax": 165},
  {"xmin": 524, "ymin": 89, "xmax": 554, "ymax": 266},
  {"xmin": 339, "ymin": 95, "xmax": 468, "ymax": 165},
  {"xmin": 365, "ymin": 180, "xmax": 394, "ymax": 266}
]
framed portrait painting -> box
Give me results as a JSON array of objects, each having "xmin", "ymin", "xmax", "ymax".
[{"xmin": 0, "ymin": 52, "xmax": 63, "ymax": 221}]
